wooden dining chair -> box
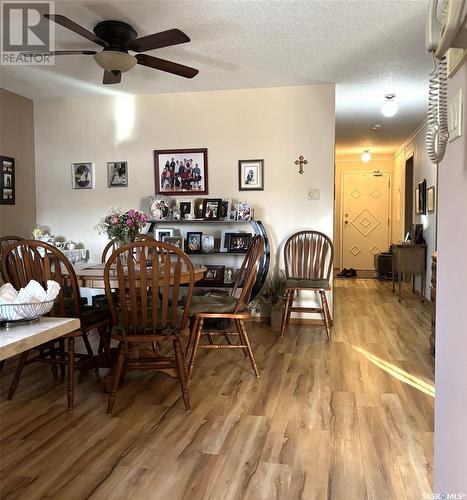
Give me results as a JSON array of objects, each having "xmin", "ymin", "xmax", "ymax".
[
  {"xmin": 0, "ymin": 235, "xmax": 24, "ymax": 282},
  {"xmin": 186, "ymin": 235, "xmax": 264, "ymax": 380},
  {"xmin": 280, "ymin": 230, "xmax": 333, "ymax": 339},
  {"xmin": 2, "ymin": 240, "xmax": 111, "ymax": 408},
  {"xmin": 104, "ymin": 240, "xmax": 195, "ymax": 414}
]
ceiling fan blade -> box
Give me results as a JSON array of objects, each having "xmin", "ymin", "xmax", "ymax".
[
  {"xmin": 103, "ymin": 71, "xmax": 122, "ymax": 85},
  {"xmin": 21, "ymin": 50, "xmax": 96, "ymax": 56},
  {"xmin": 136, "ymin": 54, "xmax": 198, "ymax": 79},
  {"xmin": 128, "ymin": 28, "xmax": 190, "ymax": 52},
  {"xmin": 44, "ymin": 14, "xmax": 108, "ymax": 47}
]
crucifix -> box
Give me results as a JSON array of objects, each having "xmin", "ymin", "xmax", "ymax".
[{"xmin": 295, "ymin": 155, "xmax": 308, "ymax": 174}]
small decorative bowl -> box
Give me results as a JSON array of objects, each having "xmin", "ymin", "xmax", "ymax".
[{"xmin": 0, "ymin": 300, "xmax": 55, "ymax": 327}]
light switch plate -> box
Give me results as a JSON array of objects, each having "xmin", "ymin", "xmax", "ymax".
[
  {"xmin": 448, "ymin": 88, "xmax": 463, "ymax": 142},
  {"xmin": 308, "ymin": 188, "xmax": 320, "ymax": 200}
]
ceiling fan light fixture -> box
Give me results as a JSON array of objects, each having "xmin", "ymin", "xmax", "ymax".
[
  {"xmin": 361, "ymin": 149, "xmax": 372, "ymax": 163},
  {"xmin": 381, "ymin": 94, "xmax": 398, "ymax": 117},
  {"xmin": 94, "ymin": 50, "xmax": 137, "ymax": 73}
]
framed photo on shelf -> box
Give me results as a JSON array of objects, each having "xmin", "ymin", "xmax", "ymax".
[
  {"xmin": 179, "ymin": 201, "xmax": 192, "ymax": 219},
  {"xmin": 154, "ymin": 148, "xmax": 208, "ymax": 196},
  {"xmin": 427, "ymin": 186, "xmax": 435, "ymax": 213},
  {"xmin": 155, "ymin": 228, "xmax": 174, "ymax": 241},
  {"xmin": 107, "ymin": 161, "xmax": 128, "ymax": 187},
  {"xmin": 220, "ymin": 199, "xmax": 231, "ymax": 219},
  {"xmin": 164, "ymin": 236, "xmax": 184, "ymax": 250},
  {"xmin": 228, "ymin": 233, "xmax": 252, "ymax": 252},
  {"xmin": 220, "ymin": 229, "xmax": 240, "ymax": 253},
  {"xmin": 224, "ymin": 267, "xmax": 236, "ymax": 284},
  {"xmin": 202, "ymin": 198, "xmax": 222, "ymax": 220},
  {"xmin": 237, "ymin": 201, "xmax": 252, "ymax": 221},
  {"xmin": 0, "ymin": 156, "xmax": 15, "ymax": 205},
  {"xmin": 238, "ymin": 159, "xmax": 264, "ymax": 191},
  {"xmin": 202, "ymin": 265, "xmax": 225, "ymax": 284},
  {"xmin": 149, "ymin": 194, "xmax": 171, "ymax": 220},
  {"xmin": 202, "ymin": 234, "xmax": 215, "ymax": 253},
  {"xmin": 71, "ymin": 162, "xmax": 94, "ymax": 189},
  {"xmin": 186, "ymin": 232, "xmax": 202, "ymax": 254}
]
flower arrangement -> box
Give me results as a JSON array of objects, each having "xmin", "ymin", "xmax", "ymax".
[{"xmin": 95, "ymin": 206, "xmax": 149, "ymax": 244}]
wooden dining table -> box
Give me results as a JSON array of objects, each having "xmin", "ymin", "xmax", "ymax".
[{"xmin": 71, "ymin": 262, "xmax": 207, "ymax": 289}]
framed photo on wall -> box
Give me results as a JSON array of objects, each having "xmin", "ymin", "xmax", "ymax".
[
  {"xmin": 72, "ymin": 162, "xmax": 94, "ymax": 189},
  {"xmin": 0, "ymin": 156, "xmax": 15, "ymax": 205},
  {"xmin": 238, "ymin": 159, "xmax": 264, "ymax": 191},
  {"xmin": 154, "ymin": 148, "xmax": 208, "ymax": 196},
  {"xmin": 418, "ymin": 179, "xmax": 427, "ymax": 215},
  {"xmin": 107, "ymin": 161, "xmax": 128, "ymax": 187}
]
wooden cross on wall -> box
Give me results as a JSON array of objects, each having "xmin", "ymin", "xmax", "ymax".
[{"xmin": 295, "ymin": 155, "xmax": 308, "ymax": 174}]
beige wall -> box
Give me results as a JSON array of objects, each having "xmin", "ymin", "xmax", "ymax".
[
  {"xmin": 392, "ymin": 122, "xmax": 437, "ymax": 297},
  {"xmin": 34, "ymin": 84, "xmax": 335, "ymax": 315},
  {"xmin": 334, "ymin": 154, "xmax": 394, "ymax": 269},
  {"xmin": 435, "ymin": 60, "xmax": 467, "ymax": 494},
  {"xmin": 0, "ymin": 89, "xmax": 36, "ymax": 236}
]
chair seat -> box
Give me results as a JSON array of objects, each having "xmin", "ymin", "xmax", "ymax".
[
  {"xmin": 285, "ymin": 278, "xmax": 330, "ymax": 290},
  {"xmin": 188, "ymin": 295, "xmax": 239, "ymax": 316},
  {"xmin": 80, "ymin": 305, "xmax": 111, "ymax": 328}
]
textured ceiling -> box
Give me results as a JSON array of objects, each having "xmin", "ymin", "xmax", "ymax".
[{"xmin": 0, "ymin": 0, "xmax": 432, "ymax": 154}]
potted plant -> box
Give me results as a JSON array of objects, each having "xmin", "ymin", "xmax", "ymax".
[{"xmin": 257, "ymin": 270, "xmax": 287, "ymax": 329}]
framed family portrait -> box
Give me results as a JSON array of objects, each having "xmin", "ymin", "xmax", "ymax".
[
  {"xmin": 72, "ymin": 162, "xmax": 94, "ymax": 190},
  {"xmin": 154, "ymin": 148, "xmax": 208, "ymax": 196},
  {"xmin": 0, "ymin": 156, "xmax": 15, "ymax": 205},
  {"xmin": 107, "ymin": 161, "xmax": 128, "ymax": 187},
  {"xmin": 238, "ymin": 159, "xmax": 264, "ymax": 191}
]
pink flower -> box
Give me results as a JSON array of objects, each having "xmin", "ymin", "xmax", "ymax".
[
  {"xmin": 110, "ymin": 216, "xmax": 119, "ymax": 224},
  {"xmin": 126, "ymin": 219, "xmax": 134, "ymax": 227}
]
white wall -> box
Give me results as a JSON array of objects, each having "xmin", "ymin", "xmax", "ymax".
[
  {"xmin": 393, "ymin": 122, "xmax": 437, "ymax": 298},
  {"xmin": 435, "ymin": 60, "xmax": 467, "ymax": 495},
  {"xmin": 34, "ymin": 84, "xmax": 335, "ymax": 316}
]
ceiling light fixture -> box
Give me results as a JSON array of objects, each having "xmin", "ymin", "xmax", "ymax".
[
  {"xmin": 94, "ymin": 50, "xmax": 137, "ymax": 73},
  {"xmin": 371, "ymin": 123, "xmax": 383, "ymax": 130},
  {"xmin": 381, "ymin": 94, "xmax": 398, "ymax": 117},
  {"xmin": 361, "ymin": 149, "xmax": 372, "ymax": 162}
]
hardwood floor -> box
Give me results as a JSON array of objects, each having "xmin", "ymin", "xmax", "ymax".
[{"xmin": 0, "ymin": 279, "xmax": 434, "ymax": 499}]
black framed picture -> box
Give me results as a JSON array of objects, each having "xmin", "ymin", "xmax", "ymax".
[
  {"xmin": 417, "ymin": 179, "xmax": 427, "ymax": 215},
  {"xmin": 179, "ymin": 201, "xmax": 192, "ymax": 219},
  {"xmin": 107, "ymin": 161, "xmax": 128, "ymax": 187},
  {"xmin": 154, "ymin": 148, "xmax": 208, "ymax": 196},
  {"xmin": 238, "ymin": 159, "xmax": 264, "ymax": 191},
  {"xmin": 201, "ymin": 265, "xmax": 225, "ymax": 284},
  {"xmin": 186, "ymin": 232, "xmax": 202, "ymax": 254},
  {"xmin": 202, "ymin": 198, "xmax": 222, "ymax": 220},
  {"xmin": 228, "ymin": 233, "xmax": 252, "ymax": 252},
  {"xmin": 0, "ymin": 156, "xmax": 15, "ymax": 205}
]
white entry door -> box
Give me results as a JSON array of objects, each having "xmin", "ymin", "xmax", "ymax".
[{"xmin": 341, "ymin": 171, "xmax": 391, "ymax": 270}]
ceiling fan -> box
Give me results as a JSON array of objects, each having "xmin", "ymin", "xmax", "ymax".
[{"xmin": 25, "ymin": 14, "xmax": 199, "ymax": 84}]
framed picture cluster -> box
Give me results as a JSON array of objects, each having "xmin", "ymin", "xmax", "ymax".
[
  {"xmin": 70, "ymin": 161, "xmax": 129, "ymax": 190},
  {"xmin": 0, "ymin": 156, "xmax": 15, "ymax": 205}
]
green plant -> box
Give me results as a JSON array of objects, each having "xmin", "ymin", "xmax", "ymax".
[{"xmin": 258, "ymin": 269, "xmax": 287, "ymax": 305}]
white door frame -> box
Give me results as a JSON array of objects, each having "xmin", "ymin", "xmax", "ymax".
[{"xmin": 340, "ymin": 170, "xmax": 392, "ymax": 269}]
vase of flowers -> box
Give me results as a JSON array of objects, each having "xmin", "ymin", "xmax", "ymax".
[{"xmin": 95, "ymin": 206, "xmax": 149, "ymax": 252}]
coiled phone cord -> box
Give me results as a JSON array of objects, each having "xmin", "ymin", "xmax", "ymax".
[{"xmin": 426, "ymin": 53, "xmax": 449, "ymax": 163}]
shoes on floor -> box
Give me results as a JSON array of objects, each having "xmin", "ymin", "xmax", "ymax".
[{"xmin": 337, "ymin": 268, "xmax": 357, "ymax": 278}]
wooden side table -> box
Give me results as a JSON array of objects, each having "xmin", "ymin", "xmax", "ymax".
[{"xmin": 391, "ymin": 244, "xmax": 427, "ymax": 302}]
